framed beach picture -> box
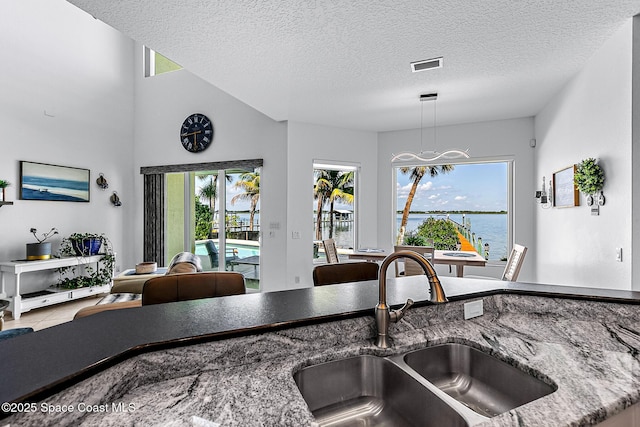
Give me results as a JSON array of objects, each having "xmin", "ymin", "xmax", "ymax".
[
  {"xmin": 20, "ymin": 161, "xmax": 90, "ymax": 202},
  {"xmin": 552, "ymin": 165, "xmax": 579, "ymax": 208}
]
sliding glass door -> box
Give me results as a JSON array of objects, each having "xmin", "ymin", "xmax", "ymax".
[{"xmin": 164, "ymin": 167, "xmax": 261, "ymax": 290}]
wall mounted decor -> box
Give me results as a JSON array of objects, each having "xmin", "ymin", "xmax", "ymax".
[
  {"xmin": 110, "ymin": 191, "xmax": 122, "ymax": 207},
  {"xmin": 534, "ymin": 176, "xmax": 552, "ymax": 209},
  {"xmin": 574, "ymin": 158, "xmax": 605, "ymax": 215},
  {"xmin": 180, "ymin": 113, "xmax": 214, "ymax": 153},
  {"xmin": 96, "ymin": 173, "xmax": 109, "ymax": 190},
  {"xmin": 20, "ymin": 161, "xmax": 90, "ymax": 202},
  {"xmin": 552, "ymin": 165, "xmax": 579, "ymax": 208}
]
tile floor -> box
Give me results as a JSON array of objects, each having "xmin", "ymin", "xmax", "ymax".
[{"xmin": 2, "ymin": 294, "xmax": 107, "ymax": 331}]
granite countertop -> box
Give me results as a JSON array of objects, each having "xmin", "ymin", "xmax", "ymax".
[{"xmin": 4, "ymin": 277, "xmax": 640, "ymax": 426}]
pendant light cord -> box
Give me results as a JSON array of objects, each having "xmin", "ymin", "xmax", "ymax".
[
  {"xmin": 391, "ymin": 93, "xmax": 470, "ymax": 163},
  {"xmin": 420, "ymin": 99, "xmax": 424, "ymax": 153}
]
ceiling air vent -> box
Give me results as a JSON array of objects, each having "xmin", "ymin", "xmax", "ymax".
[
  {"xmin": 411, "ymin": 57, "xmax": 443, "ymax": 73},
  {"xmin": 420, "ymin": 93, "xmax": 438, "ymax": 102}
]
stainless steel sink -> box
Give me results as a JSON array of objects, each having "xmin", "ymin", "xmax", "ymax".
[
  {"xmin": 402, "ymin": 343, "xmax": 556, "ymax": 417},
  {"xmin": 294, "ymin": 355, "xmax": 469, "ymax": 427}
]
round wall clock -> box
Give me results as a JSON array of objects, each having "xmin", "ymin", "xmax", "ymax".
[{"xmin": 180, "ymin": 113, "xmax": 214, "ymax": 152}]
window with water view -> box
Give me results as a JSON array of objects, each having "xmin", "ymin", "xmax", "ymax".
[
  {"xmin": 313, "ymin": 164, "xmax": 357, "ymax": 262},
  {"xmin": 396, "ymin": 161, "xmax": 509, "ymax": 261}
]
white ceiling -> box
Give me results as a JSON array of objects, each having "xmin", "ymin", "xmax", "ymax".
[{"xmin": 68, "ymin": 0, "xmax": 640, "ymax": 132}]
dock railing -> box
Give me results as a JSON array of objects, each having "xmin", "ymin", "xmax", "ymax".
[{"xmin": 446, "ymin": 215, "xmax": 489, "ymax": 260}]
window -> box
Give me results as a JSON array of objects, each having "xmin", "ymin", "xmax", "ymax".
[
  {"xmin": 143, "ymin": 46, "xmax": 182, "ymax": 77},
  {"xmin": 313, "ymin": 162, "xmax": 358, "ymax": 262},
  {"xmin": 395, "ymin": 160, "xmax": 511, "ymax": 261}
]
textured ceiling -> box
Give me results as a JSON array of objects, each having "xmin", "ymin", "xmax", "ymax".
[{"xmin": 68, "ymin": 0, "xmax": 640, "ymax": 132}]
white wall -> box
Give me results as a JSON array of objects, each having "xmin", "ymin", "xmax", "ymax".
[
  {"xmin": 377, "ymin": 117, "xmax": 536, "ymax": 281},
  {"xmin": 286, "ymin": 122, "xmax": 378, "ymax": 289},
  {"xmin": 0, "ymin": 0, "xmax": 135, "ymax": 290},
  {"xmin": 534, "ymin": 20, "xmax": 632, "ymax": 289},
  {"xmin": 633, "ymin": 16, "xmax": 640, "ymax": 290},
  {"xmin": 132, "ymin": 73, "xmax": 381, "ymax": 291},
  {"xmin": 132, "ymin": 52, "xmax": 288, "ymax": 290}
]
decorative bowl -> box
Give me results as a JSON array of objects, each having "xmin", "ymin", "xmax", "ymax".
[{"xmin": 136, "ymin": 262, "xmax": 157, "ymax": 274}]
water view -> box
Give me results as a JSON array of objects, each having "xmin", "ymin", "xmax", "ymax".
[
  {"xmin": 400, "ymin": 213, "xmax": 508, "ymax": 261},
  {"xmin": 232, "ymin": 212, "xmax": 508, "ymax": 261},
  {"xmin": 322, "ymin": 213, "xmax": 508, "ymax": 261}
]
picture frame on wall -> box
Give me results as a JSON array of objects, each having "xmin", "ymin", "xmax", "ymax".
[
  {"xmin": 552, "ymin": 165, "xmax": 579, "ymax": 208},
  {"xmin": 20, "ymin": 161, "xmax": 90, "ymax": 202}
]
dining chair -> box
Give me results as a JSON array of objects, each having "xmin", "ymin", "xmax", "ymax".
[
  {"xmin": 313, "ymin": 262, "xmax": 379, "ymax": 286},
  {"xmin": 466, "ymin": 244, "xmax": 527, "ymax": 281},
  {"xmin": 323, "ymin": 238, "xmax": 340, "ymax": 264},
  {"xmin": 393, "ymin": 245, "xmax": 435, "ymax": 276},
  {"xmin": 501, "ymin": 244, "xmax": 528, "ymax": 281}
]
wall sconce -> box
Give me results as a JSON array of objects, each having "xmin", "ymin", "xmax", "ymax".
[
  {"xmin": 110, "ymin": 191, "xmax": 122, "ymax": 207},
  {"xmin": 535, "ymin": 176, "xmax": 552, "ymax": 209},
  {"xmin": 96, "ymin": 173, "xmax": 109, "ymax": 190}
]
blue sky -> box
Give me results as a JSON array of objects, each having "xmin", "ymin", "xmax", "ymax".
[
  {"xmin": 195, "ymin": 173, "xmax": 256, "ymax": 212},
  {"xmin": 396, "ymin": 162, "xmax": 508, "ymax": 212}
]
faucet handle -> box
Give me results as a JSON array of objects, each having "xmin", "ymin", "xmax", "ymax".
[{"xmin": 390, "ymin": 298, "xmax": 414, "ymax": 323}]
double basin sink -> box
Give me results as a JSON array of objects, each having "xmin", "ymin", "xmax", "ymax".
[{"xmin": 294, "ymin": 343, "xmax": 556, "ymax": 426}]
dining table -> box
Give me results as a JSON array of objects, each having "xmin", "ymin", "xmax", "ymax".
[{"xmin": 348, "ymin": 249, "xmax": 487, "ymax": 277}]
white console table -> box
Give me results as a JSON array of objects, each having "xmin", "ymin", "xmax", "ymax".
[{"xmin": 0, "ymin": 256, "xmax": 112, "ymax": 319}]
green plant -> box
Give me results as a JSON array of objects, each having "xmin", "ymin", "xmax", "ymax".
[
  {"xmin": 403, "ymin": 232, "xmax": 428, "ymax": 246},
  {"xmin": 0, "ymin": 180, "xmax": 10, "ymax": 188},
  {"xmin": 195, "ymin": 198, "xmax": 213, "ymax": 239},
  {"xmin": 30, "ymin": 227, "xmax": 58, "ymax": 243},
  {"xmin": 416, "ymin": 217, "xmax": 459, "ymax": 250},
  {"xmin": 574, "ymin": 158, "xmax": 605, "ymax": 194},
  {"xmin": 57, "ymin": 233, "xmax": 115, "ymax": 289}
]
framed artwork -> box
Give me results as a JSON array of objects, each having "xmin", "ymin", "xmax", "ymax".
[
  {"xmin": 552, "ymin": 165, "xmax": 579, "ymax": 208},
  {"xmin": 20, "ymin": 161, "xmax": 90, "ymax": 202}
]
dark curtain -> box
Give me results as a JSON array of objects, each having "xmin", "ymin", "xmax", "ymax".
[{"xmin": 143, "ymin": 174, "xmax": 164, "ymax": 266}]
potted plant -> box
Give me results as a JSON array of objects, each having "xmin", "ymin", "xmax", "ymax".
[
  {"xmin": 574, "ymin": 158, "xmax": 605, "ymax": 206},
  {"xmin": 57, "ymin": 233, "xmax": 115, "ymax": 289},
  {"xmin": 0, "ymin": 180, "xmax": 10, "ymax": 202},
  {"xmin": 64, "ymin": 233, "xmax": 104, "ymax": 256},
  {"xmin": 26, "ymin": 227, "xmax": 58, "ymax": 260}
]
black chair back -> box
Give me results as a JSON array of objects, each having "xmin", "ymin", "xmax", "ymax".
[{"xmin": 313, "ymin": 262, "xmax": 379, "ymax": 286}]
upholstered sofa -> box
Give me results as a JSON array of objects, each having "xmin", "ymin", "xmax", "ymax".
[
  {"xmin": 75, "ymin": 271, "xmax": 245, "ymax": 319},
  {"xmin": 110, "ymin": 252, "xmax": 204, "ymax": 294},
  {"xmin": 74, "ymin": 253, "xmax": 244, "ymax": 319}
]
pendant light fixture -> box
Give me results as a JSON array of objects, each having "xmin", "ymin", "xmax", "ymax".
[{"xmin": 392, "ymin": 93, "xmax": 470, "ymax": 162}]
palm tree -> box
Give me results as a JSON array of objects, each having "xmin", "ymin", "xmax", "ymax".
[
  {"xmin": 313, "ymin": 171, "xmax": 328, "ymax": 240},
  {"xmin": 398, "ymin": 165, "xmax": 454, "ymax": 244},
  {"xmin": 231, "ymin": 170, "xmax": 260, "ymax": 231},
  {"xmin": 197, "ymin": 172, "xmax": 232, "ymax": 234},
  {"xmin": 197, "ymin": 174, "xmax": 217, "ymax": 214},
  {"xmin": 314, "ymin": 170, "xmax": 354, "ymax": 239}
]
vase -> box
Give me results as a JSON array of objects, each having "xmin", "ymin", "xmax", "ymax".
[
  {"xmin": 72, "ymin": 238, "xmax": 102, "ymax": 256},
  {"xmin": 0, "ymin": 188, "xmax": 4, "ymax": 202},
  {"xmin": 26, "ymin": 242, "xmax": 52, "ymax": 260}
]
